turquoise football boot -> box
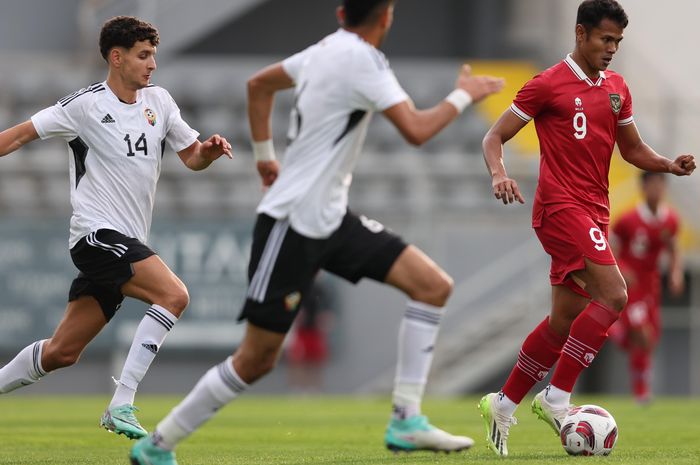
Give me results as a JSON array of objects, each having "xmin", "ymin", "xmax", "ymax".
[
  {"xmin": 130, "ymin": 435, "xmax": 177, "ymax": 465},
  {"xmin": 385, "ymin": 414, "xmax": 474, "ymax": 453},
  {"xmin": 100, "ymin": 404, "xmax": 148, "ymax": 439}
]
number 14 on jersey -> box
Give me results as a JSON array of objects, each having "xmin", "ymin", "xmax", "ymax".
[{"xmin": 124, "ymin": 133, "xmax": 148, "ymax": 156}]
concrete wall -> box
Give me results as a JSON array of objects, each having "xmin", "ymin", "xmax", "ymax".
[{"xmin": 0, "ymin": 0, "xmax": 82, "ymax": 52}]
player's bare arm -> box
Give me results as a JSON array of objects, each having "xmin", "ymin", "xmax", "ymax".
[
  {"xmin": 482, "ymin": 109, "xmax": 527, "ymax": 205},
  {"xmin": 0, "ymin": 120, "xmax": 39, "ymax": 157},
  {"xmin": 247, "ymin": 63, "xmax": 295, "ymax": 187},
  {"xmin": 616, "ymin": 122, "xmax": 695, "ymax": 176},
  {"xmin": 667, "ymin": 234, "xmax": 685, "ymax": 296},
  {"xmin": 177, "ymin": 134, "xmax": 233, "ymax": 171},
  {"xmin": 383, "ymin": 64, "xmax": 504, "ymax": 146}
]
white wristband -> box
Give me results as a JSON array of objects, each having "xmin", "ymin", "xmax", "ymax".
[
  {"xmin": 445, "ymin": 89, "xmax": 473, "ymax": 114},
  {"xmin": 252, "ymin": 139, "xmax": 276, "ymax": 162}
]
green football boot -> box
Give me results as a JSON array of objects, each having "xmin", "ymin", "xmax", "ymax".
[
  {"xmin": 478, "ymin": 392, "xmax": 517, "ymax": 457},
  {"xmin": 130, "ymin": 435, "xmax": 177, "ymax": 465},
  {"xmin": 531, "ymin": 388, "xmax": 573, "ymax": 436},
  {"xmin": 100, "ymin": 404, "xmax": 148, "ymax": 439}
]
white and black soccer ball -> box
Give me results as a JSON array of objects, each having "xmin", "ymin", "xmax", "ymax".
[{"xmin": 560, "ymin": 405, "xmax": 618, "ymax": 456}]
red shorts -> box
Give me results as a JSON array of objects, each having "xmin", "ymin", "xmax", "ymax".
[
  {"xmin": 534, "ymin": 207, "xmax": 617, "ymax": 291},
  {"xmin": 609, "ymin": 286, "xmax": 661, "ymax": 348}
]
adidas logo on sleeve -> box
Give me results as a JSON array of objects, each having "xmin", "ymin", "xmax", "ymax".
[{"xmin": 101, "ymin": 113, "xmax": 115, "ymax": 124}]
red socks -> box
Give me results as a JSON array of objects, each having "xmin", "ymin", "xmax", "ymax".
[
  {"xmin": 551, "ymin": 300, "xmax": 619, "ymax": 392},
  {"xmin": 502, "ymin": 317, "xmax": 566, "ymax": 403},
  {"xmin": 630, "ymin": 347, "xmax": 651, "ymax": 401}
]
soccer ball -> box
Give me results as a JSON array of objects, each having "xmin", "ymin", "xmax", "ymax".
[{"xmin": 560, "ymin": 405, "xmax": 618, "ymax": 456}]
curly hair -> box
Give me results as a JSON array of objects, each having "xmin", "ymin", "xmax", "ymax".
[
  {"xmin": 576, "ymin": 0, "xmax": 629, "ymax": 32},
  {"xmin": 99, "ymin": 16, "xmax": 160, "ymax": 61}
]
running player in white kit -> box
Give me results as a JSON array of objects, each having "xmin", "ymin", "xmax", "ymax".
[
  {"xmin": 130, "ymin": 1, "xmax": 504, "ymax": 463},
  {"xmin": 0, "ymin": 16, "xmax": 232, "ymax": 441}
]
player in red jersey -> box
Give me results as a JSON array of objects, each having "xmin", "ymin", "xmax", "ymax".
[
  {"xmin": 609, "ymin": 172, "xmax": 684, "ymax": 404},
  {"xmin": 478, "ymin": 0, "xmax": 695, "ymax": 456}
]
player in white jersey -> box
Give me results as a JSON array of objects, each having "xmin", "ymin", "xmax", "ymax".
[
  {"xmin": 131, "ymin": 1, "xmax": 504, "ymax": 463},
  {"xmin": 0, "ymin": 16, "xmax": 232, "ymax": 440}
]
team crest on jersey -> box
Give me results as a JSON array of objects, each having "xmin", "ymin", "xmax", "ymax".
[
  {"xmin": 609, "ymin": 94, "xmax": 621, "ymax": 114},
  {"xmin": 144, "ymin": 108, "xmax": 157, "ymax": 126},
  {"xmin": 284, "ymin": 291, "xmax": 302, "ymax": 312}
]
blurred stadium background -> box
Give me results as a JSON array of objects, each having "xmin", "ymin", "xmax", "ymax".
[{"xmin": 0, "ymin": 0, "xmax": 698, "ymax": 399}]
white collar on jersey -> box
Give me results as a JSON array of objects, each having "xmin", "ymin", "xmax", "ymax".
[
  {"xmin": 104, "ymin": 80, "xmax": 143, "ymax": 105},
  {"xmin": 564, "ymin": 54, "xmax": 607, "ymax": 87},
  {"xmin": 637, "ymin": 202, "xmax": 669, "ymax": 224}
]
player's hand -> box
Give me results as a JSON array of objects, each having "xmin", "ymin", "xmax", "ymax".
[
  {"xmin": 492, "ymin": 174, "xmax": 525, "ymax": 205},
  {"xmin": 455, "ymin": 64, "xmax": 505, "ymax": 103},
  {"xmin": 669, "ymin": 154, "xmax": 695, "ymax": 176},
  {"xmin": 201, "ymin": 134, "xmax": 233, "ymax": 161},
  {"xmin": 257, "ymin": 160, "xmax": 279, "ymax": 187}
]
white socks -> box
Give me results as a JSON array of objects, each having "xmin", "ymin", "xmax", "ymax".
[
  {"xmin": 392, "ymin": 300, "xmax": 443, "ymax": 420},
  {"xmin": 492, "ymin": 386, "xmax": 569, "ymax": 419},
  {"xmin": 110, "ymin": 305, "xmax": 178, "ymax": 408},
  {"xmin": 494, "ymin": 391, "xmax": 518, "ymax": 418},
  {"xmin": 153, "ymin": 356, "xmax": 247, "ymax": 450},
  {"xmin": 544, "ymin": 383, "xmax": 571, "ymax": 407},
  {"xmin": 0, "ymin": 340, "xmax": 47, "ymax": 394}
]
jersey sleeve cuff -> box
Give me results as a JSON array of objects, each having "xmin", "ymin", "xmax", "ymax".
[
  {"xmin": 30, "ymin": 114, "xmax": 49, "ymax": 140},
  {"xmin": 509, "ymin": 103, "xmax": 532, "ymax": 122},
  {"xmin": 376, "ymin": 90, "xmax": 410, "ymax": 112},
  {"xmin": 171, "ymin": 132, "xmax": 200, "ymax": 153},
  {"xmin": 281, "ymin": 59, "xmax": 297, "ymax": 84}
]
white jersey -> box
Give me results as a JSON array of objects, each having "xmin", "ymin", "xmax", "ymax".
[
  {"xmin": 31, "ymin": 82, "xmax": 199, "ymax": 248},
  {"xmin": 257, "ymin": 28, "xmax": 408, "ymax": 239}
]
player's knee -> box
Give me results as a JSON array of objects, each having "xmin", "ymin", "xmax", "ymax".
[
  {"xmin": 605, "ymin": 288, "xmax": 628, "ymax": 312},
  {"xmin": 550, "ymin": 311, "xmax": 576, "ymax": 335},
  {"xmin": 412, "ymin": 272, "xmax": 453, "ymax": 307},
  {"xmin": 434, "ymin": 273, "xmax": 454, "ymax": 305},
  {"xmin": 159, "ymin": 286, "xmax": 190, "ymax": 316}
]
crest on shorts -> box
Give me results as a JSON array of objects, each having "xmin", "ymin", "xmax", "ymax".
[
  {"xmin": 609, "ymin": 94, "xmax": 621, "ymax": 114},
  {"xmin": 144, "ymin": 108, "xmax": 157, "ymax": 126},
  {"xmin": 284, "ymin": 291, "xmax": 302, "ymax": 312}
]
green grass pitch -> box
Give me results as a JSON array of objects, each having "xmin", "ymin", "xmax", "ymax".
[{"xmin": 0, "ymin": 395, "xmax": 698, "ymax": 464}]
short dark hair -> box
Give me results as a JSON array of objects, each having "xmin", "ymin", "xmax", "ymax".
[
  {"xmin": 641, "ymin": 171, "xmax": 666, "ymax": 183},
  {"xmin": 342, "ymin": 0, "xmax": 393, "ymax": 27},
  {"xmin": 99, "ymin": 16, "xmax": 159, "ymax": 61},
  {"xmin": 576, "ymin": 0, "xmax": 628, "ymax": 32}
]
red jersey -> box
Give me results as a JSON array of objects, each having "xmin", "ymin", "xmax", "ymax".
[
  {"xmin": 511, "ymin": 54, "xmax": 634, "ymax": 227},
  {"xmin": 612, "ymin": 203, "xmax": 679, "ymax": 287}
]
